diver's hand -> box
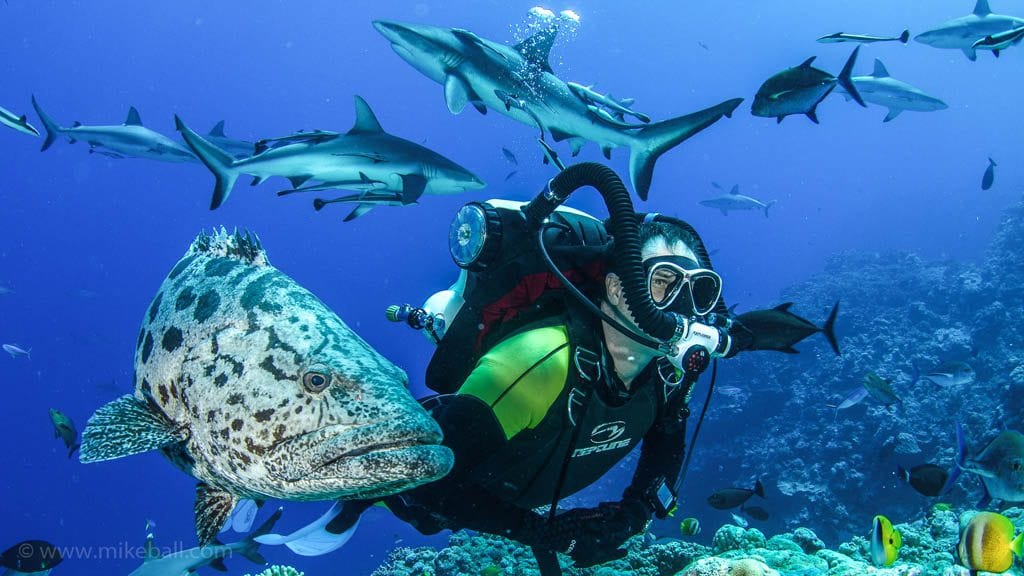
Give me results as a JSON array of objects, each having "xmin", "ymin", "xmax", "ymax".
[{"xmin": 517, "ymin": 501, "xmax": 648, "ymax": 567}]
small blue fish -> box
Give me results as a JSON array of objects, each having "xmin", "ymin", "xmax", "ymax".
[{"xmin": 982, "ymin": 157, "xmax": 996, "ymax": 190}]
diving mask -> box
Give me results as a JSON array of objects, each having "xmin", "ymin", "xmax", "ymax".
[{"xmin": 644, "ymin": 255, "xmax": 722, "ymax": 317}]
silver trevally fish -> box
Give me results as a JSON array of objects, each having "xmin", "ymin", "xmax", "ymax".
[
  {"xmin": 31, "ymin": 96, "xmax": 196, "ymax": 163},
  {"xmin": 373, "ymin": 20, "xmax": 742, "ymax": 201},
  {"xmin": 915, "ymin": 0, "xmax": 1024, "ymax": 61},
  {"xmin": 837, "ymin": 59, "xmax": 947, "ymax": 123},
  {"xmin": 176, "ymin": 96, "xmax": 484, "ymax": 218},
  {"xmin": 3, "ymin": 343, "xmax": 31, "ymax": 359},
  {"xmin": 817, "ymin": 29, "xmax": 910, "ymax": 44},
  {"xmin": 950, "ymin": 425, "xmax": 1024, "ymax": 506},
  {"xmin": 0, "ymin": 104, "xmax": 40, "ymax": 137},
  {"xmin": 698, "ymin": 184, "xmax": 776, "ymax": 217},
  {"xmin": 79, "ymin": 228, "xmax": 453, "ymax": 545},
  {"xmin": 129, "ymin": 508, "xmax": 280, "ymax": 576},
  {"xmin": 862, "ymin": 372, "xmax": 902, "ymax": 406},
  {"xmin": 922, "ymin": 361, "xmax": 976, "ymax": 387},
  {"xmin": 752, "ymin": 46, "xmax": 865, "ymax": 123}
]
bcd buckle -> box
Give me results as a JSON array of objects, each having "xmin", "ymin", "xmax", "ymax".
[{"xmin": 573, "ymin": 345, "xmax": 601, "ymax": 383}]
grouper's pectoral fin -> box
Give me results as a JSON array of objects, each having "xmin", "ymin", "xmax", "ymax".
[
  {"xmin": 196, "ymin": 483, "xmax": 237, "ymax": 546},
  {"xmin": 79, "ymin": 394, "xmax": 183, "ymax": 463}
]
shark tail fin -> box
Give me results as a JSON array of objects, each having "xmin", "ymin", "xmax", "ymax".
[
  {"xmin": 31, "ymin": 95, "xmax": 63, "ymax": 152},
  {"xmin": 940, "ymin": 421, "xmax": 968, "ymax": 496},
  {"xmin": 822, "ymin": 301, "xmax": 840, "ymax": 355},
  {"xmin": 837, "ymin": 46, "xmax": 866, "ymax": 108},
  {"xmin": 175, "ymin": 115, "xmax": 239, "ymax": 210},
  {"xmin": 899, "ymin": 29, "xmax": 910, "ymax": 44},
  {"xmin": 628, "ymin": 97, "xmax": 743, "ymax": 200},
  {"xmin": 239, "ymin": 507, "xmax": 283, "ymax": 565},
  {"xmin": 764, "ymin": 200, "xmax": 777, "ymax": 218}
]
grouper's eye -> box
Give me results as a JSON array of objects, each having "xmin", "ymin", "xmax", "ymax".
[{"xmin": 302, "ymin": 371, "xmax": 331, "ymax": 393}]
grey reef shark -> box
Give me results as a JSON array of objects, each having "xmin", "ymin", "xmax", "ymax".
[{"xmin": 372, "ymin": 20, "xmax": 742, "ymax": 201}]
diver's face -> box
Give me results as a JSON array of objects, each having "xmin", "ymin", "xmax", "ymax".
[{"xmin": 605, "ymin": 237, "xmax": 697, "ymax": 335}]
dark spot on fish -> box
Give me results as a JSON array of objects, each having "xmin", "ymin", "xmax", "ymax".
[
  {"xmin": 238, "ymin": 452, "xmax": 251, "ymax": 466},
  {"xmin": 162, "ymin": 326, "xmax": 183, "ymax": 352},
  {"xmin": 254, "ymin": 409, "xmax": 275, "ymax": 422},
  {"xmin": 231, "ymin": 419, "xmax": 243, "ymax": 432},
  {"xmin": 294, "ymin": 405, "xmax": 303, "ymax": 414},
  {"xmin": 148, "ymin": 292, "xmax": 163, "ymax": 323},
  {"xmin": 194, "ymin": 290, "xmax": 221, "ymax": 323},
  {"xmin": 206, "ymin": 410, "xmax": 218, "ymax": 423},
  {"xmin": 210, "ymin": 333, "xmax": 219, "ymax": 354},
  {"xmin": 204, "ymin": 364, "xmax": 216, "ymax": 377},
  {"xmin": 260, "ymin": 356, "xmax": 291, "ymax": 381},
  {"xmin": 136, "ymin": 328, "xmax": 146, "ymax": 351},
  {"xmin": 245, "ymin": 437, "xmax": 266, "ymax": 456},
  {"xmin": 141, "ymin": 378, "xmax": 152, "ymax": 394},
  {"xmin": 214, "ymin": 373, "xmax": 229, "ymax": 388},
  {"xmin": 167, "ymin": 255, "xmax": 196, "ymax": 280},
  {"xmin": 169, "ymin": 382, "xmax": 178, "ymax": 398},
  {"xmin": 300, "ymin": 325, "xmax": 309, "ymax": 333},
  {"xmin": 220, "ymin": 428, "xmax": 230, "ymax": 440},
  {"xmin": 176, "ymin": 287, "xmax": 196, "ymax": 311},
  {"xmin": 205, "ymin": 257, "xmax": 240, "ymax": 277},
  {"xmin": 278, "ymin": 398, "xmax": 290, "ymax": 408},
  {"xmin": 141, "ymin": 332, "xmax": 154, "ymax": 364},
  {"xmin": 158, "ymin": 384, "xmax": 169, "ymax": 404},
  {"xmin": 227, "ymin": 392, "xmax": 244, "ymax": 405},
  {"xmin": 288, "ymin": 315, "xmax": 299, "ymax": 324},
  {"xmin": 273, "ymin": 424, "xmax": 286, "ymax": 443},
  {"xmin": 265, "ymin": 327, "xmax": 298, "ymax": 354},
  {"xmin": 240, "ymin": 273, "xmax": 277, "ymax": 310}
]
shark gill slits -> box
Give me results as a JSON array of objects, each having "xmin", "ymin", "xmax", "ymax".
[
  {"xmin": 303, "ymin": 370, "xmax": 331, "ymax": 393},
  {"xmin": 162, "ymin": 326, "xmax": 183, "ymax": 352},
  {"xmin": 148, "ymin": 292, "xmax": 163, "ymax": 323},
  {"xmin": 141, "ymin": 332, "xmax": 155, "ymax": 363},
  {"xmin": 204, "ymin": 257, "xmax": 239, "ymax": 277},
  {"xmin": 194, "ymin": 290, "xmax": 221, "ymax": 322},
  {"xmin": 175, "ymin": 287, "xmax": 196, "ymax": 311}
]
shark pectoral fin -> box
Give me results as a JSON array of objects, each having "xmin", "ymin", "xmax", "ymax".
[
  {"xmin": 962, "ymin": 47, "xmax": 978, "ymax": 61},
  {"xmin": 444, "ymin": 74, "xmax": 471, "ymax": 114},
  {"xmin": 210, "ymin": 558, "xmax": 228, "ymax": 572},
  {"xmin": 471, "ymin": 100, "xmax": 487, "ymax": 115},
  {"xmin": 255, "ymin": 501, "xmax": 360, "ymax": 557},
  {"xmin": 400, "ymin": 173, "xmax": 428, "ymax": 202},
  {"xmin": 549, "ymin": 127, "xmax": 572, "ymax": 142},
  {"xmin": 806, "ymin": 108, "xmax": 820, "ymax": 124},
  {"xmin": 196, "ymin": 483, "xmax": 237, "ymax": 546},
  {"xmin": 79, "ymin": 394, "xmax": 183, "ymax": 463},
  {"xmin": 883, "ymin": 108, "xmax": 902, "ymax": 122}
]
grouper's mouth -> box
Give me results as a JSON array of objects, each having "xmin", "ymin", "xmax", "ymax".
[{"xmin": 268, "ymin": 421, "xmax": 451, "ymax": 484}]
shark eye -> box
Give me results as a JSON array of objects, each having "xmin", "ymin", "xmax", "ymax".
[{"xmin": 302, "ymin": 371, "xmax": 331, "ymax": 393}]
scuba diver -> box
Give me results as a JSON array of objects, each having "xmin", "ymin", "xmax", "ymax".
[{"xmin": 262, "ymin": 163, "xmax": 773, "ymax": 572}]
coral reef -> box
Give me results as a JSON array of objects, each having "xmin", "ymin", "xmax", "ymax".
[
  {"xmin": 244, "ymin": 566, "xmax": 304, "ymax": 576},
  {"xmin": 368, "ymin": 509, "xmax": 1024, "ymax": 574}
]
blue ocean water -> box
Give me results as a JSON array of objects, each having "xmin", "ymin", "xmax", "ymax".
[{"xmin": 0, "ymin": 1, "xmax": 1020, "ymax": 575}]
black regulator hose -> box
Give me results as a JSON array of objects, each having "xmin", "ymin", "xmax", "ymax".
[{"xmin": 523, "ymin": 162, "xmax": 678, "ymax": 343}]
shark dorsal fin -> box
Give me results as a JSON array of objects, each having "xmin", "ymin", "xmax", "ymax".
[
  {"xmin": 209, "ymin": 120, "xmax": 226, "ymax": 137},
  {"xmin": 799, "ymin": 56, "xmax": 817, "ymax": 68},
  {"xmin": 974, "ymin": 0, "xmax": 991, "ymax": 16},
  {"xmin": 124, "ymin": 107, "xmax": 142, "ymax": 126},
  {"xmin": 513, "ymin": 25, "xmax": 557, "ymax": 74},
  {"xmin": 729, "ymin": 184, "xmax": 740, "ymax": 195},
  {"xmin": 872, "ymin": 59, "xmax": 890, "ymax": 78},
  {"xmin": 774, "ymin": 302, "xmax": 794, "ymax": 312},
  {"xmin": 348, "ymin": 96, "xmax": 383, "ymax": 135}
]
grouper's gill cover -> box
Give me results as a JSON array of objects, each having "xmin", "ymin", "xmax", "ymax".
[{"xmin": 80, "ymin": 228, "xmax": 453, "ymax": 545}]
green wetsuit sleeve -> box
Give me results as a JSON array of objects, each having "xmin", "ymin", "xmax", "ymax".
[{"xmin": 457, "ymin": 325, "xmax": 570, "ymax": 440}]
